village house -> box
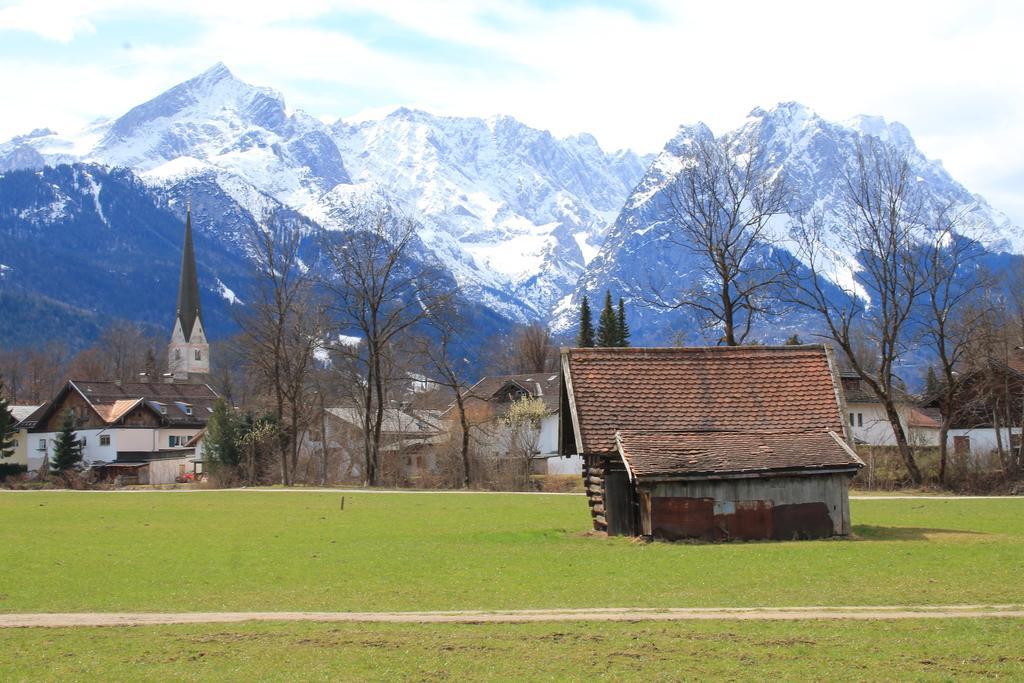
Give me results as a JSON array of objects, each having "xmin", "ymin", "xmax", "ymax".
[
  {"xmin": 558, "ymin": 346, "xmax": 863, "ymax": 541},
  {"xmin": 443, "ymin": 372, "xmax": 582, "ymax": 476},
  {"xmin": 21, "ymin": 209, "xmax": 218, "ymax": 485},
  {"xmin": 5, "ymin": 405, "xmax": 42, "ymax": 471},
  {"xmin": 302, "ymin": 406, "xmax": 443, "ymax": 483},
  {"xmin": 840, "ymin": 371, "xmax": 940, "ymax": 448},
  {"xmin": 920, "ymin": 349, "xmax": 1024, "ymax": 461}
]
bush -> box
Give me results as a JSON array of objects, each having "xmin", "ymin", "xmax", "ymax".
[{"xmin": 0, "ymin": 462, "xmax": 28, "ymax": 482}]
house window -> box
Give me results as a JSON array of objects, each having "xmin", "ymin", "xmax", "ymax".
[
  {"xmin": 857, "ymin": 413, "xmax": 863, "ymax": 427},
  {"xmin": 37, "ymin": 438, "xmax": 46, "ymax": 451},
  {"xmin": 80, "ymin": 437, "xmax": 87, "ymax": 447},
  {"xmin": 175, "ymin": 349, "xmax": 182, "ymax": 360},
  {"xmin": 849, "ymin": 413, "xmax": 854, "ymax": 427},
  {"xmin": 194, "ymin": 349, "xmax": 202, "ymax": 361},
  {"xmin": 169, "ymin": 435, "xmax": 186, "ymax": 448},
  {"xmin": 184, "ymin": 406, "xmax": 193, "ymax": 416},
  {"xmin": 100, "ymin": 435, "xmax": 111, "ymax": 446},
  {"xmin": 12, "ymin": 439, "xmax": 18, "ymax": 448}
]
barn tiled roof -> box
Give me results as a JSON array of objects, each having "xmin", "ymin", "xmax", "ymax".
[
  {"xmin": 616, "ymin": 430, "xmax": 862, "ymax": 478},
  {"xmin": 563, "ymin": 346, "xmax": 847, "ymax": 455}
]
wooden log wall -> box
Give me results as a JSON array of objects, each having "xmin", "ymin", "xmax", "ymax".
[{"xmin": 582, "ymin": 456, "xmax": 607, "ymax": 532}]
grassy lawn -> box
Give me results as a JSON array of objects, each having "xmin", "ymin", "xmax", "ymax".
[
  {"xmin": 2, "ymin": 619, "xmax": 1023, "ymax": 680},
  {"xmin": 1, "ymin": 491, "xmax": 1022, "ymax": 613}
]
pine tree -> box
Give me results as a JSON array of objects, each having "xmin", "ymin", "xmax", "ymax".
[
  {"xmin": 785, "ymin": 334, "xmax": 803, "ymax": 345},
  {"xmin": 205, "ymin": 398, "xmax": 242, "ymax": 469},
  {"xmin": 596, "ymin": 290, "xmax": 619, "ymax": 347},
  {"xmin": 577, "ymin": 295, "xmax": 595, "ymax": 347},
  {"xmin": 0, "ymin": 376, "xmax": 17, "ymax": 459},
  {"xmin": 50, "ymin": 410, "xmax": 83, "ymax": 473},
  {"xmin": 616, "ymin": 298, "xmax": 631, "ymax": 347}
]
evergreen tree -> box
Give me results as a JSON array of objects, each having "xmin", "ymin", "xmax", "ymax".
[
  {"xmin": 596, "ymin": 290, "xmax": 619, "ymax": 347},
  {"xmin": 51, "ymin": 410, "xmax": 83, "ymax": 473},
  {"xmin": 205, "ymin": 398, "xmax": 243, "ymax": 469},
  {"xmin": 785, "ymin": 334, "xmax": 803, "ymax": 345},
  {"xmin": 576, "ymin": 295, "xmax": 595, "ymax": 347},
  {"xmin": 0, "ymin": 376, "xmax": 17, "ymax": 459},
  {"xmin": 616, "ymin": 298, "xmax": 631, "ymax": 347}
]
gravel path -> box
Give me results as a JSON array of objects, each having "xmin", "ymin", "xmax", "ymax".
[{"xmin": 3, "ymin": 605, "xmax": 1023, "ymax": 628}]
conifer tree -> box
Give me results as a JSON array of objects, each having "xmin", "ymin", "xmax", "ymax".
[
  {"xmin": 577, "ymin": 295, "xmax": 595, "ymax": 347},
  {"xmin": 596, "ymin": 290, "xmax": 619, "ymax": 347},
  {"xmin": 616, "ymin": 298, "xmax": 631, "ymax": 347},
  {"xmin": 0, "ymin": 376, "xmax": 16, "ymax": 460},
  {"xmin": 205, "ymin": 398, "xmax": 242, "ymax": 470},
  {"xmin": 785, "ymin": 334, "xmax": 803, "ymax": 345},
  {"xmin": 50, "ymin": 410, "xmax": 83, "ymax": 473}
]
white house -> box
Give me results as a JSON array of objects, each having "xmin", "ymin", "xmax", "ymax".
[
  {"xmin": 23, "ymin": 379, "xmax": 219, "ymax": 483},
  {"xmin": 839, "ymin": 371, "xmax": 939, "ymax": 448},
  {"xmin": 444, "ymin": 372, "xmax": 583, "ymax": 476},
  {"xmin": 5, "ymin": 405, "xmax": 42, "ymax": 471}
]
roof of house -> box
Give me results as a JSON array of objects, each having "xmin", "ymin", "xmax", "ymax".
[
  {"xmin": 907, "ymin": 407, "xmax": 941, "ymax": 430},
  {"xmin": 441, "ymin": 372, "xmax": 561, "ymax": 418},
  {"xmin": 326, "ymin": 407, "xmax": 440, "ymax": 435},
  {"xmin": 10, "ymin": 405, "xmax": 41, "ymax": 425},
  {"xmin": 24, "ymin": 380, "xmax": 219, "ymax": 429},
  {"xmin": 616, "ymin": 430, "xmax": 862, "ymax": 479},
  {"xmin": 563, "ymin": 346, "xmax": 849, "ymax": 456}
]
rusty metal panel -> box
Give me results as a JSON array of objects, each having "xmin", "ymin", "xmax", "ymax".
[
  {"xmin": 651, "ymin": 497, "xmax": 715, "ymax": 540},
  {"xmin": 716, "ymin": 499, "xmax": 774, "ymax": 541},
  {"xmin": 771, "ymin": 502, "xmax": 834, "ymax": 540}
]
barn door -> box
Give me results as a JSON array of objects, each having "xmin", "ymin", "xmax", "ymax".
[{"xmin": 604, "ymin": 471, "xmax": 638, "ymax": 536}]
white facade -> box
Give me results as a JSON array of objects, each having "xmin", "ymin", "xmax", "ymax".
[
  {"xmin": 945, "ymin": 427, "xmax": 1022, "ymax": 460},
  {"xmin": 168, "ymin": 317, "xmax": 210, "ymax": 380},
  {"xmin": 27, "ymin": 426, "xmax": 203, "ymax": 472}
]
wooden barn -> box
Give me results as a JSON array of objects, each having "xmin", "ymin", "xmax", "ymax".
[{"xmin": 558, "ymin": 346, "xmax": 864, "ymax": 541}]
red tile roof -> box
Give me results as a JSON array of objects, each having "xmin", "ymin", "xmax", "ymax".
[
  {"xmin": 616, "ymin": 430, "xmax": 861, "ymax": 478},
  {"xmin": 563, "ymin": 346, "xmax": 848, "ymax": 456}
]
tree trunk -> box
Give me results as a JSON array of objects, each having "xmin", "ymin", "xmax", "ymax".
[
  {"xmin": 456, "ymin": 393, "xmax": 470, "ymax": 489},
  {"xmin": 938, "ymin": 418, "xmax": 951, "ymax": 487},
  {"xmin": 883, "ymin": 399, "xmax": 922, "ymax": 484}
]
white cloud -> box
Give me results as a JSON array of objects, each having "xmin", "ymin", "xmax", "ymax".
[{"xmin": 2, "ymin": 0, "xmax": 1024, "ymax": 223}]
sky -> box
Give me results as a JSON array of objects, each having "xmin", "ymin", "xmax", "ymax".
[{"xmin": 1, "ymin": 0, "xmax": 1022, "ymax": 224}]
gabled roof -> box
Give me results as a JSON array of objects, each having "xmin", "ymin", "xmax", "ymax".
[
  {"xmin": 326, "ymin": 407, "xmax": 440, "ymax": 436},
  {"xmin": 26, "ymin": 380, "xmax": 219, "ymax": 429},
  {"xmin": 10, "ymin": 405, "xmax": 41, "ymax": 426},
  {"xmin": 562, "ymin": 346, "xmax": 849, "ymax": 457},
  {"xmin": 441, "ymin": 372, "xmax": 561, "ymax": 418},
  {"xmin": 616, "ymin": 430, "xmax": 862, "ymax": 479}
]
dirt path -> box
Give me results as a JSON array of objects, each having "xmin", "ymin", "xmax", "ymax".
[{"xmin": 3, "ymin": 605, "xmax": 1023, "ymax": 628}]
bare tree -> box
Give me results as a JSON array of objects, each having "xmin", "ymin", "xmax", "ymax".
[
  {"xmin": 921, "ymin": 207, "xmax": 993, "ymax": 485},
  {"xmin": 418, "ymin": 303, "xmax": 475, "ymax": 488},
  {"xmin": 649, "ymin": 134, "xmax": 791, "ymax": 345},
  {"xmin": 237, "ymin": 214, "xmax": 325, "ymax": 486},
  {"xmin": 320, "ymin": 196, "xmax": 450, "ymax": 486},
  {"xmin": 513, "ymin": 323, "xmax": 557, "ymax": 373},
  {"xmin": 789, "ymin": 140, "xmax": 928, "ymax": 484}
]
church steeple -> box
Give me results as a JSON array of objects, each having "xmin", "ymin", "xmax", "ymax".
[
  {"xmin": 168, "ymin": 207, "xmax": 210, "ymax": 382},
  {"xmin": 175, "ymin": 208, "xmax": 202, "ymax": 342}
]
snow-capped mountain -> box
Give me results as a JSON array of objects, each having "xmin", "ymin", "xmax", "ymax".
[
  {"xmin": 330, "ymin": 108, "xmax": 647, "ymax": 316},
  {"xmin": 561, "ymin": 102, "xmax": 1024, "ymax": 342},
  {"xmin": 0, "ymin": 63, "xmax": 647, "ymax": 322}
]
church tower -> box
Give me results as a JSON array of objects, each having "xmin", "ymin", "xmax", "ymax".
[{"xmin": 168, "ymin": 209, "xmax": 210, "ymax": 382}]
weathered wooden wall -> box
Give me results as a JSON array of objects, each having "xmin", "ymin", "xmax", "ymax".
[{"xmin": 638, "ymin": 472, "xmax": 853, "ymax": 541}]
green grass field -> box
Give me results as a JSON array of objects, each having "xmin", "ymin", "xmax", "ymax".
[
  {"xmin": 3, "ymin": 619, "xmax": 1023, "ymax": 681},
  {"xmin": 1, "ymin": 491, "xmax": 1023, "ymax": 613},
  {"xmin": 2, "ymin": 491, "xmax": 1023, "ymax": 680}
]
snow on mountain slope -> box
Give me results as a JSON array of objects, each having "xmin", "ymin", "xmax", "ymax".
[
  {"xmin": 329, "ymin": 108, "xmax": 647, "ymax": 317},
  {"xmin": 561, "ymin": 102, "xmax": 1023, "ymax": 340},
  {"xmin": 0, "ymin": 64, "xmax": 646, "ymax": 323}
]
